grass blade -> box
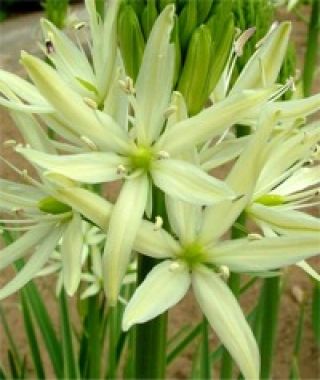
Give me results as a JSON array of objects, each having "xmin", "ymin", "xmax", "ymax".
[{"xmin": 312, "ymin": 281, "xmax": 320, "ymax": 347}]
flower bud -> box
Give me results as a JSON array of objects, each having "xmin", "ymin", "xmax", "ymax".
[
  {"xmin": 178, "ymin": 0, "xmax": 197, "ymax": 51},
  {"xmin": 177, "ymin": 25, "xmax": 212, "ymax": 116},
  {"xmin": 142, "ymin": 0, "xmax": 158, "ymax": 39},
  {"xmin": 118, "ymin": 4, "xmax": 145, "ymax": 82},
  {"xmin": 197, "ymin": 0, "xmax": 213, "ymax": 24},
  {"xmin": 158, "ymin": 0, "xmax": 176, "ymax": 12}
]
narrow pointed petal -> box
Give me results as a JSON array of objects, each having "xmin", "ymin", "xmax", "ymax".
[
  {"xmin": 16, "ymin": 147, "xmax": 126, "ymax": 184},
  {"xmin": 134, "ymin": 220, "xmax": 180, "ymax": 259},
  {"xmin": 21, "ymin": 53, "xmax": 130, "ymax": 153},
  {"xmin": 192, "ymin": 265, "xmax": 259, "ymax": 380},
  {"xmin": 135, "ymin": 4, "xmax": 175, "ymax": 144},
  {"xmin": 165, "ymin": 196, "xmax": 201, "ymax": 244},
  {"xmin": 152, "ymin": 159, "xmax": 235, "ymax": 205},
  {"xmin": 232, "ymin": 22, "xmax": 291, "ymax": 92},
  {"xmin": 0, "ymin": 226, "xmax": 63, "ymax": 300},
  {"xmin": 55, "ymin": 187, "xmax": 112, "ymax": 231},
  {"xmin": 156, "ymin": 88, "xmax": 274, "ymax": 155},
  {"xmin": 122, "ymin": 260, "xmax": 190, "ymax": 331},
  {"xmin": 0, "ymin": 224, "xmax": 52, "ymax": 271},
  {"xmin": 200, "ymin": 110, "xmax": 280, "ymax": 243},
  {"xmin": 208, "ymin": 235, "xmax": 320, "ymax": 272},
  {"xmin": 61, "ymin": 213, "xmax": 83, "ymax": 296},
  {"xmin": 248, "ymin": 203, "xmax": 320, "ymax": 235},
  {"xmin": 103, "ymin": 175, "xmax": 149, "ymax": 305}
]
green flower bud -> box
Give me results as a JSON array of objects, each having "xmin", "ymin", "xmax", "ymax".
[
  {"xmin": 142, "ymin": 0, "xmax": 159, "ymax": 39},
  {"xmin": 38, "ymin": 196, "xmax": 72, "ymax": 215},
  {"xmin": 127, "ymin": 0, "xmax": 145, "ymax": 17},
  {"xmin": 172, "ymin": 15, "xmax": 181, "ymax": 86},
  {"xmin": 197, "ymin": 0, "xmax": 213, "ymax": 24},
  {"xmin": 177, "ymin": 25, "xmax": 212, "ymax": 115},
  {"xmin": 118, "ymin": 4, "xmax": 145, "ymax": 81},
  {"xmin": 178, "ymin": 0, "xmax": 198, "ymax": 51},
  {"xmin": 158, "ymin": 0, "xmax": 176, "ymax": 12}
]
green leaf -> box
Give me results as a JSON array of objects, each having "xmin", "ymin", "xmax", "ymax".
[
  {"xmin": 21, "ymin": 293, "xmax": 46, "ymax": 379},
  {"xmin": 59, "ymin": 291, "xmax": 79, "ymax": 379},
  {"xmin": 312, "ymin": 281, "xmax": 320, "ymax": 347}
]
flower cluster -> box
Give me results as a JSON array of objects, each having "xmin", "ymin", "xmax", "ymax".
[{"xmin": 0, "ymin": 1, "xmax": 319, "ymax": 378}]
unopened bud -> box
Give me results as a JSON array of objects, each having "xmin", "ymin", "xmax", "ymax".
[{"xmin": 141, "ymin": 0, "xmax": 158, "ymax": 39}]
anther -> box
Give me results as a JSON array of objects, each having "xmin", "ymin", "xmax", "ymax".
[
  {"xmin": 80, "ymin": 135, "xmax": 97, "ymax": 151},
  {"xmin": 3, "ymin": 139, "xmax": 17, "ymax": 147},
  {"xmin": 116, "ymin": 164, "xmax": 127, "ymax": 176},
  {"xmin": 119, "ymin": 77, "xmax": 135, "ymax": 95},
  {"xmin": 234, "ymin": 27, "xmax": 256, "ymax": 57},
  {"xmin": 45, "ymin": 39, "xmax": 54, "ymax": 54},
  {"xmin": 74, "ymin": 21, "xmax": 86, "ymax": 30},
  {"xmin": 248, "ymin": 233, "xmax": 263, "ymax": 241},
  {"xmin": 83, "ymin": 97, "xmax": 98, "ymax": 109},
  {"xmin": 291, "ymin": 285, "xmax": 304, "ymax": 304},
  {"xmin": 157, "ymin": 150, "xmax": 170, "ymax": 160},
  {"xmin": 169, "ymin": 261, "xmax": 182, "ymax": 272},
  {"xmin": 154, "ymin": 216, "xmax": 163, "ymax": 231},
  {"xmin": 219, "ymin": 265, "xmax": 230, "ymax": 281}
]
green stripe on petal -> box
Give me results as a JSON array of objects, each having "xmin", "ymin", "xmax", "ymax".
[
  {"xmin": 192, "ymin": 265, "xmax": 260, "ymax": 380},
  {"xmin": 61, "ymin": 213, "xmax": 83, "ymax": 296},
  {"xmin": 151, "ymin": 158, "xmax": 235, "ymax": 205},
  {"xmin": 103, "ymin": 175, "xmax": 149, "ymax": 305},
  {"xmin": 122, "ymin": 260, "xmax": 190, "ymax": 331}
]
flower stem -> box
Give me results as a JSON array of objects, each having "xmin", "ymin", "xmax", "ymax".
[
  {"xmin": 259, "ymin": 277, "xmax": 281, "ymax": 379},
  {"xmin": 200, "ymin": 316, "xmax": 211, "ymax": 379},
  {"xmin": 303, "ymin": 0, "xmax": 320, "ymax": 96},
  {"xmin": 135, "ymin": 187, "xmax": 168, "ymax": 379}
]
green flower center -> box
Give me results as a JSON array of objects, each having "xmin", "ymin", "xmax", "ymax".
[
  {"xmin": 178, "ymin": 242, "xmax": 207, "ymax": 269},
  {"xmin": 38, "ymin": 196, "xmax": 72, "ymax": 215},
  {"xmin": 129, "ymin": 146, "xmax": 154, "ymax": 171},
  {"xmin": 255, "ymin": 194, "xmax": 285, "ymax": 206}
]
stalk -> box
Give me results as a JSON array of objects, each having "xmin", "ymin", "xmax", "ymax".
[
  {"xmin": 135, "ymin": 187, "xmax": 168, "ymax": 379},
  {"xmin": 259, "ymin": 277, "xmax": 281, "ymax": 379},
  {"xmin": 107, "ymin": 306, "xmax": 118, "ymax": 379},
  {"xmin": 199, "ymin": 317, "xmax": 211, "ymax": 379},
  {"xmin": 303, "ymin": 0, "xmax": 320, "ymax": 96}
]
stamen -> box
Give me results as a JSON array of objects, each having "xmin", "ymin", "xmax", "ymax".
[
  {"xmin": 74, "ymin": 21, "xmax": 87, "ymax": 30},
  {"xmin": 219, "ymin": 265, "xmax": 230, "ymax": 280},
  {"xmin": 119, "ymin": 77, "xmax": 135, "ymax": 95},
  {"xmin": 83, "ymin": 97, "xmax": 98, "ymax": 109},
  {"xmin": 153, "ymin": 216, "xmax": 163, "ymax": 231},
  {"xmin": 157, "ymin": 150, "xmax": 170, "ymax": 160},
  {"xmin": 169, "ymin": 261, "xmax": 183, "ymax": 272},
  {"xmin": 248, "ymin": 233, "xmax": 263, "ymax": 241},
  {"xmin": 234, "ymin": 27, "xmax": 256, "ymax": 57},
  {"xmin": 3, "ymin": 139, "xmax": 17, "ymax": 147},
  {"xmin": 116, "ymin": 164, "xmax": 127, "ymax": 176},
  {"xmin": 80, "ymin": 135, "xmax": 98, "ymax": 151}
]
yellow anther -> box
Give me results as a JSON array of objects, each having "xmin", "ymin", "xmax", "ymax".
[{"xmin": 80, "ymin": 135, "xmax": 97, "ymax": 151}]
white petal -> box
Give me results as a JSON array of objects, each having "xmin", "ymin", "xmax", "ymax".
[
  {"xmin": 17, "ymin": 148, "xmax": 126, "ymax": 184},
  {"xmin": 0, "ymin": 224, "xmax": 52, "ymax": 271},
  {"xmin": 134, "ymin": 220, "xmax": 180, "ymax": 259},
  {"xmin": 0, "ymin": 225, "xmax": 63, "ymax": 300},
  {"xmin": 135, "ymin": 5, "xmax": 175, "ymax": 144},
  {"xmin": 103, "ymin": 175, "xmax": 149, "ymax": 305},
  {"xmin": 231, "ymin": 22, "xmax": 291, "ymax": 92},
  {"xmin": 200, "ymin": 110, "xmax": 280, "ymax": 243},
  {"xmin": 155, "ymin": 88, "xmax": 275, "ymax": 155},
  {"xmin": 122, "ymin": 260, "xmax": 191, "ymax": 331},
  {"xmin": 165, "ymin": 195, "xmax": 201, "ymax": 244},
  {"xmin": 61, "ymin": 213, "xmax": 84, "ymax": 296},
  {"xmin": 55, "ymin": 187, "xmax": 112, "ymax": 230},
  {"xmin": 248, "ymin": 203, "xmax": 320, "ymax": 235},
  {"xmin": 192, "ymin": 265, "xmax": 259, "ymax": 380},
  {"xmin": 208, "ymin": 236, "xmax": 320, "ymax": 272},
  {"xmin": 152, "ymin": 159, "xmax": 235, "ymax": 205}
]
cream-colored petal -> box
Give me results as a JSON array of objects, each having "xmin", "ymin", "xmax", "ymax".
[
  {"xmin": 192, "ymin": 265, "xmax": 259, "ymax": 380},
  {"xmin": 61, "ymin": 213, "xmax": 84, "ymax": 296},
  {"xmin": 152, "ymin": 159, "xmax": 235, "ymax": 205},
  {"xmin": 134, "ymin": 220, "xmax": 180, "ymax": 259},
  {"xmin": 0, "ymin": 225, "xmax": 63, "ymax": 300},
  {"xmin": 103, "ymin": 175, "xmax": 149, "ymax": 305},
  {"xmin": 208, "ymin": 235, "xmax": 320, "ymax": 272},
  {"xmin": 122, "ymin": 260, "xmax": 190, "ymax": 331},
  {"xmin": 17, "ymin": 147, "xmax": 126, "ymax": 184}
]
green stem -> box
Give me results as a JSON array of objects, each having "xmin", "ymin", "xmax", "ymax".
[
  {"xmin": 135, "ymin": 187, "xmax": 168, "ymax": 379},
  {"xmin": 200, "ymin": 317, "xmax": 211, "ymax": 379},
  {"xmin": 303, "ymin": 0, "xmax": 320, "ymax": 96},
  {"xmin": 259, "ymin": 277, "xmax": 281, "ymax": 379},
  {"xmin": 107, "ymin": 306, "xmax": 118, "ymax": 379}
]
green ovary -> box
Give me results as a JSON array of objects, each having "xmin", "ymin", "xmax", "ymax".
[
  {"xmin": 255, "ymin": 194, "xmax": 285, "ymax": 206},
  {"xmin": 38, "ymin": 196, "xmax": 72, "ymax": 215},
  {"xmin": 129, "ymin": 146, "xmax": 154, "ymax": 171},
  {"xmin": 178, "ymin": 242, "xmax": 207, "ymax": 269}
]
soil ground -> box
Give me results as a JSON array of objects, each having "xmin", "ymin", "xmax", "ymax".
[{"xmin": 0, "ymin": 4, "xmax": 319, "ymax": 379}]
